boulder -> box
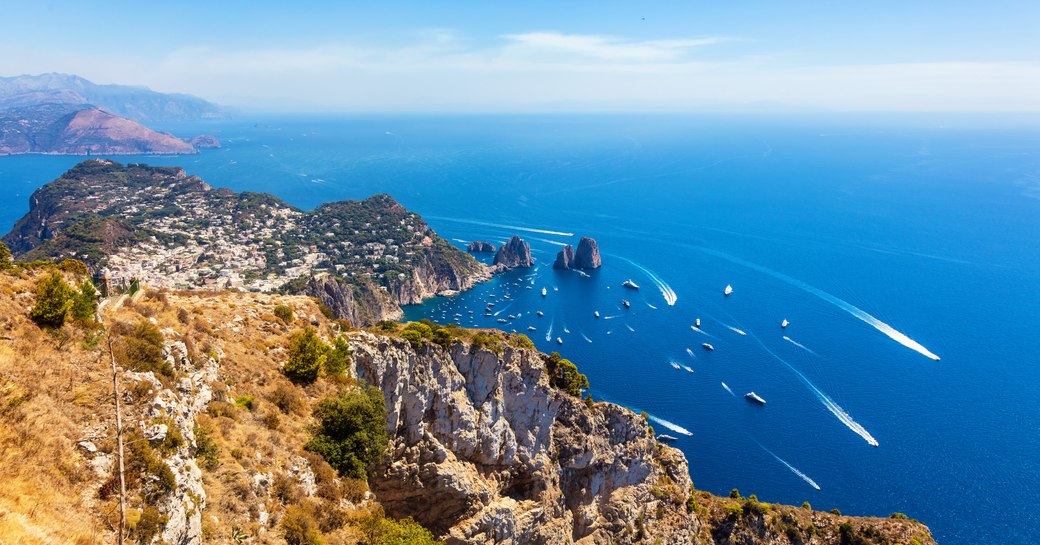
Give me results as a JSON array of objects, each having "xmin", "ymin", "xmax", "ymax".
[{"xmin": 467, "ymin": 241, "xmax": 495, "ymax": 253}]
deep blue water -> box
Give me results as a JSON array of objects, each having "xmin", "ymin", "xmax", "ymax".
[{"xmin": 2, "ymin": 115, "xmax": 1038, "ymax": 544}]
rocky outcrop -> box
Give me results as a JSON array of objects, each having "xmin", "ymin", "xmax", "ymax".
[
  {"xmin": 493, "ymin": 236, "xmax": 533, "ymax": 270},
  {"xmin": 187, "ymin": 134, "xmax": 221, "ymax": 149},
  {"xmin": 574, "ymin": 237, "xmax": 601, "ymax": 270},
  {"xmin": 553, "ymin": 245, "xmax": 575, "ymax": 270},
  {"xmin": 304, "ymin": 274, "xmax": 403, "ymax": 326},
  {"xmin": 350, "ymin": 332, "xmax": 699, "ymax": 545},
  {"xmin": 467, "ymin": 240, "xmax": 495, "ymax": 253}
]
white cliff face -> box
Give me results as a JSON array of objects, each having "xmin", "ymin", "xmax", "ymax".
[{"xmin": 349, "ymin": 331, "xmax": 700, "ymax": 545}]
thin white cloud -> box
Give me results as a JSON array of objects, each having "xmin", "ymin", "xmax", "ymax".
[
  {"xmin": 0, "ymin": 30, "xmax": 1036, "ymax": 112},
  {"xmin": 499, "ymin": 32, "xmax": 733, "ymax": 62}
]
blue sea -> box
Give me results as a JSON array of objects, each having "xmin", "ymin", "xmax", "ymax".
[{"xmin": 2, "ymin": 114, "xmax": 1038, "ymax": 544}]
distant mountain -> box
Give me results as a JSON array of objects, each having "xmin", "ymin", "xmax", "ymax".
[
  {"xmin": 0, "ymin": 73, "xmax": 225, "ymax": 123},
  {"xmin": 0, "ymin": 104, "xmax": 219, "ymax": 156}
]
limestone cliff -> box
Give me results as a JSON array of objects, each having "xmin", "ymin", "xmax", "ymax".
[
  {"xmin": 493, "ymin": 236, "xmax": 534, "ymax": 270},
  {"xmin": 553, "ymin": 244, "xmax": 575, "ymax": 270},
  {"xmin": 350, "ymin": 331, "xmax": 699, "ymax": 545},
  {"xmin": 574, "ymin": 237, "xmax": 602, "ymax": 270}
]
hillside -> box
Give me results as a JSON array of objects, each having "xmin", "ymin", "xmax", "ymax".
[
  {"xmin": 0, "ymin": 73, "xmax": 225, "ymax": 123},
  {"xmin": 0, "ymin": 262, "xmax": 936, "ymax": 545},
  {"xmin": 3, "ymin": 160, "xmax": 490, "ymax": 326}
]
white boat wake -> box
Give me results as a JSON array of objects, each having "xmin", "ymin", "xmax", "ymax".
[
  {"xmin": 723, "ymin": 324, "xmax": 748, "ymax": 336},
  {"xmin": 760, "ymin": 445, "xmax": 821, "ymax": 490},
  {"xmin": 752, "ymin": 336, "xmax": 879, "ymax": 447},
  {"xmin": 626, "ymin": 324, "xmax": 636, "ymax": 332},
  {"xmin": 427, "ymin": 216, "xmax": 574, "ymax": 237},
  {"xmin": 649, "ymin": 415, "xmax": 693, "ymax": 436},
  {"xmin": 695, "ymin": 247, "xmax": 939, "ymax": 361},
  {"xmin": 690, "ymin": 326, "xmax": 719, "ymax": 340},
  {"xmin": 581, "ymin": 333, "xmax": 593, "ymax": 343},
  {"xmin": 646, "ymin": 302, "xmax": 658, "ymax": 310},
  {"xmin": 721, "ymin": 382, "xmax": 735, "ymax": 396},
  {"xmin": 686, "ymin": 348, "xmax": 697, "ymax": 358},
  {"xmin": 783, "ymin": 335, "xmax": 818, "ymax": 355},
  {"xmin": 608, "ymin": 254, "xmax": 677, "ymax": 306},
  {"xmin": 529, "ymin": 236, "xmax": 570, "ymax": 247},
  {"xmin": 682, "ymin": 365, "xmax": 694, "ymax": 373},
  {"xmin": 546, "ymin": 318, "xmax": 554, "ymax": 342}
]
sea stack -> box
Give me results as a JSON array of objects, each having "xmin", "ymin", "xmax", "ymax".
[
  {"xmin": 467, "ymin": 240, "xmax": 495, "ymax": 253},
  {"xmin": 553, "ymin": 245, "xmax": 575, "ymax": 269},
  {"xmin": 493, "ymin": 235, "xmax": 533, "ymax": 269},
  {"xmin": 574, "ymin": 236, "xmax": 602, "ymax": 269}
]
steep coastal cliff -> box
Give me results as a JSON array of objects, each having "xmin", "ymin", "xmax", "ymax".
[
  {"xmin": 0, "ymin": 266, "xmax": 935, "ymax": 545},
  {"xmin": 493, "ymin": 235, "xmax": 534, "ymax": 270}
]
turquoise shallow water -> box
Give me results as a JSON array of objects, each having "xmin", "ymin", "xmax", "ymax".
[{"xmin": 2, "ymin": 114, "xmax": 1039, "ymax": 544}]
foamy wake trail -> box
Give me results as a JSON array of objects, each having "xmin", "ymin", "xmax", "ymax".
[
  {"xmin": 695, "ymin": 247, "xmax": 939, "ymax": 360},
  {"xmin": 452, "ymin": 238, "xmax": 468, "ymax": 243},
  {"xmin": 529, "ymin": 236, "xmax": 569, "ymax": 247},
  {"xmin": 690, "ymin": 326, "xmax": 719, "ymax": 340},
  {"xmin": 783, "ymin": 335, "xmax": 818, "ymax": 355},
  {"xmin": 649, "ymin": 415, "xmax": 693, "ymax": 436},
  {"xmin": 626, "ymin": 324, "xmax": 636, "ymax": 332},
  {"xmin": 427, "ymin": 216, "xmax": 574, "ymax": 237},
  {"xmin": 721, "ymin": 382, "xmax": 735, "ymax": 396},
  {"xmin": 603, "ymin": 315, "xmax": 621, "ymax": 320},
  {"xmin": 760, "ymin": 445, "xmax": 821, "ymax": 490},
  {"xmin": 608, "ymin": 254, "xmax": 677, "ymax": 306},
  {"xmin": 686, "ymin": 348, "xmax": 697, "ymax": 358},
  {"xmin": 546, "ymin": 318, "xmax": 554, "ymax": 342},
  {"xmin": 724, "ymin": 324, "xmax": 748, "ymax": 336},
  {"xmin": 753, "ymin": 337, "xmax": 879, "ymax": 447},
  {"xmin": 493, "ymin": 302, "xmax": 513, "ymax": 316},
  {"xmin": 582, "ymin": 333, "xmax": 593, "ymax": 343},
  {"xmin": 646, "ymin": 303, "xmax": 658, "ymax": 310}
]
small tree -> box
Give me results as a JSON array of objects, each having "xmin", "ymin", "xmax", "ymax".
[
  {"xmin": 325, "ymin": 336, "xmax": 351, "ymax": 376},
  {"xmin": 544, "ymin": 352, "xmax": 589, "ymax": 397},
  {"xmin": 273, "ymin": 304, "xmax": 294, "ymax": 324},
  {"xmin": 71, "ymin": 279, "xmax": 99, "ymax": 323},
  {"xmin": 284, "ymin": 326, "xmax": 329, "ymax": 384},
  {"xmin": 30, "ymin": 271, "xmax": 75, "ymax": 327},
  {"xmin": 0, "ymin": 242, "xmax": 12, "ymax": 271}
]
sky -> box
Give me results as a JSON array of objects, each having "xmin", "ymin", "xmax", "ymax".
[{"xmin": 1, "ymin": 0, "xmax": 1038, "ymax": 112}]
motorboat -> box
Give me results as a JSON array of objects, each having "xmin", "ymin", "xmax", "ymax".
[
  {"xmin": 594, "ymin": 311, "xmax": 600, "ymax": 318},
  {"xmin": 622, "ymin": 279, "xmax": 640, "ymax": 289},
  {"xmin": 542, "ymin": 287, "xmax": 547, "ymax": 297},
  {"xmin": 724, "ymin": 284, "xmax": 733, "ymax": 296},
  {"xmin": 695, "ymin": 318, "xmax": 701, "ymax": 327},
  {"xmin": 702, "ymin": 343, "xmax": 714, "ymax": 351},
  {"xmin": 657, "ymin": 434, "xmax": 679, "ymax": 442},
  {"xmin": 745, "ymin": 392, "xmax": 766, "ymax": 405},
  {"xmin": 621, "ymin": 299, "xmax": 631, "ymax": 308},
  {"xmin": 781, "ymin": 319, "xmax": 790, "ymax": 328}
]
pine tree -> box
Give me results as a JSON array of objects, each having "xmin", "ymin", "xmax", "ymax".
[{"xmin": 30, "ymin": 271, "xmax": 75, "ymax": 328}]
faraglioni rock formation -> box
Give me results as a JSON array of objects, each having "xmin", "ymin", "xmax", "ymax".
[
  {"xmin": 574, "ymin": 236, "xmax": 602, "ymax": 269},
  {"xmin": 467, "ymin": 240, "xmax": 495, "ymax": 252},
  {"xmin": 553, "ymin": 244, "xmax": 575, "ymax": 269},
  {"xmin": 493, "ymin": 235, "xmax": 534, "ymax": 269}
]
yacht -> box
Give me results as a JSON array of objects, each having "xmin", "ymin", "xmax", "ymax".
[
  {"xmin": 781, "ymin": 319, "xmax": 790, "ymax": 328},
  {"xmin": 724, "ymin": 284, "xmax": 733, "ymax": 296},
  {"xmin": 527, "ymin": 326, "xmax": 537, "ymax": 331},
  {"xmin": 542, "ymin": 287, "xmax": 547, "ymax": 297},
  {"xmin": 622, "ymin": 279, "xmax": 640, "ymax": 289},
  {"xmin": 497, "ymin": 318, "xmax": 508, "ymax": 323},
  {"xmin": 657, "ymin": 434, "xmax": 679, "ymax": 442},
  {"xmin": 695, "ymin": 318, "xmax": 701, "ymax": 328},
  {"xmin": 536, "ymin": 311, "xmax": 544, "ymax": 316},
  {"xmin": 594, "ymin": 311, "xmax": 600, "ymax": 318},
  {"xmin": 621, "ymin": 299, "xmax": 631, "ymax": 308},
  {"xmin": 702, "ymin": 343, "xmax": 714, "ymax": 351},
  {"xmin": 745, "ymin": 392, "xmax": 766, "ymax": 405},
  {"xmin": 556, "ymin": 337, "xmax": 563, "ymax": 344}
]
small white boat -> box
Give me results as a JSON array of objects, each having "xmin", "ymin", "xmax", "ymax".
[
  {"xmin": 536, "ymin": 311, "xmax": 544, "ymax": 316},
  {"xmin": 556, "ymin": 337, "xmax": 563, "ymax": 344},
  {"xmin": 527, "ymin": 326, "xmax": 537, "ymax": 331},
  {"xmin": 781, "ymin": 319, "xmax": 790, "ymax": 328},
  {"xmin": 542, "ymin": 287, "xmax": 547, "ymax": 297},
  {"xmin": 702, "ymin": 343, "xmax": 715, "ymax": 351},
  {"xmin": 657, "ymin": 434, "xmax": 679, "ymax": 442},
  {"xmin": 564, "ymin": 328, "xmax": 570, "ymax": 333},
  {"xmin": 695, "ymin": 318, "xmax": 701, "ymax": 327},
  {"xmin": 577, "ymin": 270, "xmax": 590, "ymax": 278},
  {"xmin": 745, "ymin": 392, "xmax": 766, "ymax": 405},
  {"xmin": 724, "ymin": 284, "xmax": 733, "ymax": 296},
  {"xmin": 622, "ymin": 279, "xmax": 640, "ymax": 289},
  {"xmin": 487, "ymin": 302, "xmax": 496, "ymax": 307},
  {"xmin": 671, "ymin": 362, "xmax": 682, "ymax": 369},
  {"xmin": 508, "ymin": 314, "xmax": 516, "ymax": 319},
  {"xmin": 621, "ymin": 299, "xmax": 631, "ymax": 308},
  {"xmin": 594, "ymin": 311, "xmax": 600, "ymax": 318},
  {"xmin": 497, "ymin": 318, "xmax": 508, "ymax": 323},
  {"xmin": 683, "ymin": 366, "xmax": 694, "ymax": 373}
]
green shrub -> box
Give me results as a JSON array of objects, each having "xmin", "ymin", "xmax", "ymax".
[
  {"xmin": 30, "ymin": 271, "xmax": 75, "ymax": 328},
  {"xmin": 268, "ymin": 382, "xmax": 303, "ymax": 414},
  {"xmin": 470, "ymin": 331, "xmax": 502, "ymax": 354},
  {"xmin": 129, "ymin": 505, "xmax": 166, "ymax": 545},
  {"xmin": 403, "ymin": 322, "xmax": 432, "ymax": 339},
  {"xmin": 544, "ymin": 352, "xmax": 589, "ymax": 397},
  {"xmin": 0, "ymin": 242, "xmax": 12, "ymax": 270},
  {"xmin": 234, "ymin": 395, "xmax": 257, "ymax": 411},
  {"xmin": 377, "ymin": 320, "xmax": 398, "ymax": 331},
  {"xmin": 890, "ymin": 512, "xmax": 909, "ymax": 520},
  {"xmin": 400, "ymin": 329, "xmax": 422, "ymax": 350},
  {"xmin": 273, "ymin": 304, "xmax": 295, "ymax": 324},
  {"xmin": 830, "ymin": 508, "xmax": 842, "ymax": 516},
  {"xmin": 194, "ymin": 424, "xmax": 220, "ymax": 470},
  {"xmin": 325, "ymin": 336, "xmax": 351, "ymax": 376},
  {"xmin": 113, "ymin": 320, "xmax": 174, "ymax": 381},
  {"xmin": 284, "ymin": 326, "xmax": 329, "ymax": 384},
  {"xmin": 305, "ymin": 386, "xmax": 388, "ymax": 479},
  {"xmin": 729, "ymin": 488, "xmax": 741, "ymax": 499},
  {"xmin": 506, "ymin": 333, "xmax": 535, "ymax": 349},
  {"xmin": 71, "ymin": 278, "xmax": 98, "ymax": 323},
  {"xmin": 802, "ymin": 501, "xmax": 812, "ymax": 510},
  {"xmin": 58, "ymin": 258, "xmax": 90, "ymax": 276},
  {"xmin": 367, "ymin": 515, "xmax": 442, "ymax": 545}
]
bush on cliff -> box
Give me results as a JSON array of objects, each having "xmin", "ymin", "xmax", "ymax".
[
  {"xmin": 30, "ymin": 271, "xmax": 75, "ymax": 328},
  {"xmin": 284, "ymin": 326, "xmax": 329, "ymax": 384},
  {"xmin": 305, "ymin": 386, "xmax": 388, "ymax": 479},
  {"xmin": 111, "ymin": 320, "xmax": 174, "ymax": 381},
  {"xmin": 325, "ymin": 335, "xmax": 351, "ymax": 376},
  {"xmin": 364, "ymin": 513, "xmax": 442, "ymax": 545},
  {"xmin": 545, "ymin": 351, "xmax": 589, "ymax": 397},
  {"xmin": 71, "ymin": 278, "xmax": 98, "ymax": 323},
  {"xmin": 0, "ymin": 242, "xmax": 12, "ymax": 270}
]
